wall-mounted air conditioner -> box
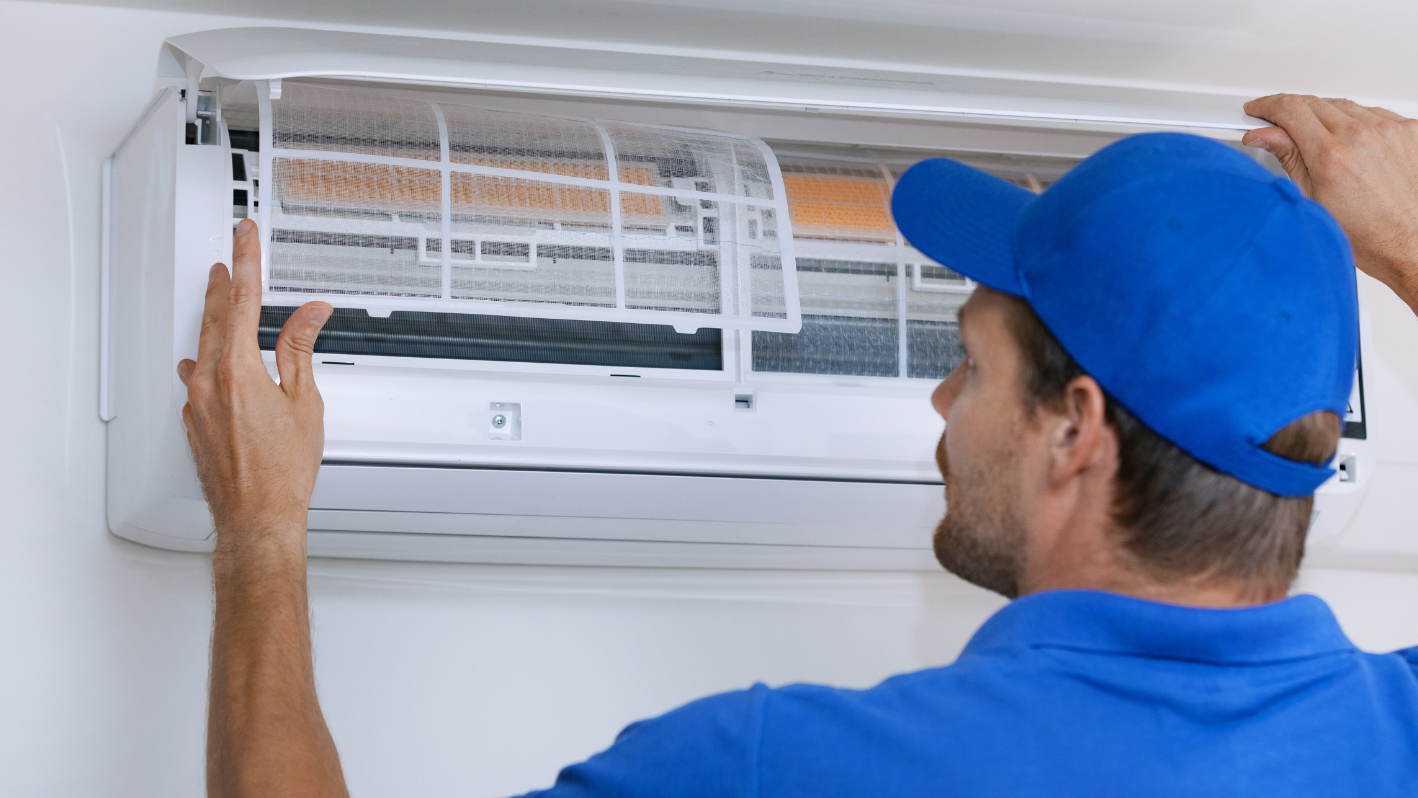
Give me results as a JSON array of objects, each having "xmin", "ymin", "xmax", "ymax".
[{"xmin": 102, "ymin": 27, "xmax": 1374, "ymax": 569}]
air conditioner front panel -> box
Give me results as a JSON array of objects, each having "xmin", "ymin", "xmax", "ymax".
[
  {"xmin": 165, "ymin": 27, "xmax": 1269, "ymax": 133},
  {"xmin": 313, "ymin": 368, "xmax": 944, "ymax": 482}
]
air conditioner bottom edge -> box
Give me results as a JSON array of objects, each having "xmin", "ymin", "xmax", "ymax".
[{"xmin": 306, "ymin": 527, "xmax": 939, "ymax": 571}]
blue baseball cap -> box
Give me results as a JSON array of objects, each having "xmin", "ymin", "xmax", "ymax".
[{"xmin": 891, "ymin": 132, "xmax": 1357, "ymax": 497}]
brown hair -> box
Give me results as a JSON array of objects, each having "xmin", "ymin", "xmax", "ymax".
[{"xmin": 999, "ymin": 294, "xmax": 1340, "ymax": 592}]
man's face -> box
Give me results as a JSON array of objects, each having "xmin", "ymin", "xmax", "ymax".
[{"xmin": 930, "ymin": 288, "xmax": 1036, "ymax": 598}]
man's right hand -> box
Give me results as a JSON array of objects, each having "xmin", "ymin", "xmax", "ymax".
[
  {"xmin": 1243, "ymin": 95, "xmax": 1418, "ymax": 313},
  {"xmin": 178, "ymin": 218, "xmax": 331, "ymax": 555}
]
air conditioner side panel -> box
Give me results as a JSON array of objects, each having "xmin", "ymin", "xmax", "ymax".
[{"xmin": 107, "ymin": 88, "xmax": 228, "ymax": 547}]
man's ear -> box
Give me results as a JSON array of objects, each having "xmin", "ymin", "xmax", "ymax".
[{"xmin": 1046, "ymin": 374, "xmax": 1113, "ymax": 485}]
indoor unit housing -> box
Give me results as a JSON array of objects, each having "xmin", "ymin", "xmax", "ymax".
[{"xmin": 102, "ymin": 27, "xmax": 1375, "ymax": 569}]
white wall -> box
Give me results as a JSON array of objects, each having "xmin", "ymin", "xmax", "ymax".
[{"xmin": 3, "ymin": 2, "xmax": 1418, "ymax": 796}]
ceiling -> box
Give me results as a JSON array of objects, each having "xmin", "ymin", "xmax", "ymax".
[{"xmin": 36, "ymin": 0, "xmax": 1418, "ymax": 112}]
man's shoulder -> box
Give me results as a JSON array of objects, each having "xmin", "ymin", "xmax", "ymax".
[
  {"xmin": 754, "ymin": 639, "xmax": 1418, "ymax": 748},
  {"xmin": 1347, "ymin": 645, "xmax": 1418, "ymax": 685},
  {"xmin": 760, "ymin": 652, "xmax": 1035, "ymax": 735},
  {"xmin": 1391, "ymin": 646, "xmax": 1418, "ymax": 675}
]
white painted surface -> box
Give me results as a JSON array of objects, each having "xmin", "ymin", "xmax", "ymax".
[{"xmin": 4, "ymin": 2, "xmax": 1418, "ymax": 796}]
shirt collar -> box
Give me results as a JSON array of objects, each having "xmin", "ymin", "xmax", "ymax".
[{"xmin": 961, "ymin": 589, "xmax": 1357, "ymax": 665}]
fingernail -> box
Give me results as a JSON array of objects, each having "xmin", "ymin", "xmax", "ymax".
[
  {"xmin": 237, "ymin": 219, "xmax": 255, "ymax": 237},
  {"xmin": 1245, "ymin": 139, "xmax": 1269, "ymax": 151}
]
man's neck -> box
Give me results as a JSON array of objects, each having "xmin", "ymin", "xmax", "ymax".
[
  {"xmin": 1019, "ymin": 517, "xmax": 1286, "ymax": 608},
  {"xmin": 1022, "ymin": 570, "xmax": 1286, "ymax": 608}
]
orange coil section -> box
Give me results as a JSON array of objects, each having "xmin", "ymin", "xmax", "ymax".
[
  {"xmin": 278, "ymin": 159, "xmax": 665, "ymax": 221},
  {"xmin": 451, "ymin": 173, "xmax": 608, "ymax": 218},
  {"xmin": 784, "ymin": 174, "xmax": 894, "ymax": 242},
  {"xmin": 277, "ymin": 160, "xmax": 441, "ymax": 213}
]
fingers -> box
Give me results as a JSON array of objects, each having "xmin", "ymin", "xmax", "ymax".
[
  {"xmin": 178, "ymin": 359, "xmax": 195, "ymax": 386},
  {"xmin": 1245, "ymin": 95, "xmax": 1333, "ymax": 149},
  {"xmin": 1366, "ymin": 105, "xmax": 1412, "ymax": 124},
  {"xmin": 274, "ymin": 301, "xmax": 334, "ymax": 395},
  {"xmin": 1326, "ymin": 98, "xmax": 1389, "ymax": 127},
  {"xmin": 195, "ymin": 263, "xmax": 232, "ymax": 380},
  {"xmin": 1306, "ymin": 96, "xmax": 1368, "ymax": 136},
  {"xmin": 1242, "ymin": 125, "xmax": 1312, "ymax": 195},
  {"xmin": 1327, "ymin": 99, "xmax": 1418, "ymax": 150},
  {"xmin": 1241, "ymin": 125, "xmax": 1295, "ymax": 153},
  {"xmin": 226, "ymin": 219, "xmax": 265, "ymax": 366},
  {"xmin": 180, "ymin": 402, "xmax": 202, "ymax": 465}
]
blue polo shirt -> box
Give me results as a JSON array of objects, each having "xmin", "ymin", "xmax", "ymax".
[{"xmin": 521, "ymin": 590, "xmax": 1418, "ymax": 797}]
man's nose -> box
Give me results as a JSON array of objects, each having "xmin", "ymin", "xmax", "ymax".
[{"xmin": 931, "ymin": 360, "xmax": 967, "ymax": 419}]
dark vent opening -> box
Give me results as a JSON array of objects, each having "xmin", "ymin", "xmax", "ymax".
[
  {"xmin": 259, "ymin": 306, "xmax": 723, "ymax": 371},
  {"xmin": 229, "ymin": 129, "xmax": 259, "ymax": 152}
]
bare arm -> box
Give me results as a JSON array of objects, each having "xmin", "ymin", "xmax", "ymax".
[
  {"xmin": 1243, "ymin": 95, "xmax": 1418, "ymax": 314},
  {"xmin": 178, "ymin": 218, "xmax": 346, "ymax": 797}
]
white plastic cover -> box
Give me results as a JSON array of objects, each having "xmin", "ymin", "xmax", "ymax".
[
  {"xmin": 257, "ymin": 81, "xmax": 799, "ymax": 332},
  {"xmin": 165, "ymin": 28, "xmax": 1272, "ymax": 134}
]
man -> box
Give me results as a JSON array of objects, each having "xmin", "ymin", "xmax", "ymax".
[{"xmin": 181, "ymin": 94, "xmax": 1418, "ymax": 797}]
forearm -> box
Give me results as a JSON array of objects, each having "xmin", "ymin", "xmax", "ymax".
[
  {"xmin": 183, "ymin": 223, "xmax": 345, "ymax": 794},
  {"xmin": 207, "ymin": 526, "xmax": 348, "ymax": 798}
]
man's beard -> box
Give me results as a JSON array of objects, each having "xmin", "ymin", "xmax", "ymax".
[{"xmin": 933, "ymin": 431, "xmax": 1028, "ymax": 599}]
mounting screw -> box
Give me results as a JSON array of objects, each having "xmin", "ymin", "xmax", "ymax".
[{"xmin": 488, "ymin": 402, "xmax": 521, "ymax": 440}]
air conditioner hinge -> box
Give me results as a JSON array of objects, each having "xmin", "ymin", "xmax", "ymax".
[
  {"xmin": 184, "ymin": 56, "xmax": 201, "ymax": 125},
  {"xmin": 181, "ymin": 55, "xmax": 221, "ymax": 145}
]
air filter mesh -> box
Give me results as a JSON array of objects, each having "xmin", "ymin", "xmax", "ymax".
[{"xmin": 258, "ymin": 81, "xmax": 799, "ymax": 332}]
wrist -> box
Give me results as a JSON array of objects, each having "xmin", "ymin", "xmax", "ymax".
[{"xmin": 213, "ymin": 514, "xmax": 308, "ymax": 568}]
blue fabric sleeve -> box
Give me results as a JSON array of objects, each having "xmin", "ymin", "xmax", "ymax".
[{"xmin": 515, "ymin": 683, "xmax": 770, "ymax": 798}]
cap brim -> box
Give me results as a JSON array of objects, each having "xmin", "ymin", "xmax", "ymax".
[{"xmin": 890, "ymin": 158, "xmax": 1036, "ymax": 297}]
